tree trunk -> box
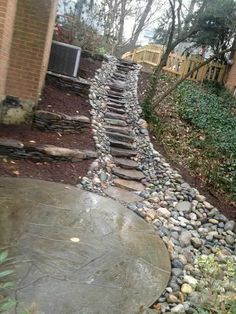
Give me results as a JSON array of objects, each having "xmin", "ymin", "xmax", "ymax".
[
  {"xmin": 117, "ymin": 0, "xmax": 126, "ymax": 45},
  {"xmin": 114, "ymin": 0, "xmax": 126, "ymax": 56},
  {"xmin": 126, "ymin": 0, "xmax": 154, "ymax": 51},
  {"xmin": 144, "ymin": 0, "xmax": 176, "ymax": 104},
  {"xmin": 76, "ymin": 0, "xmax": 85, "ymax": 22}
]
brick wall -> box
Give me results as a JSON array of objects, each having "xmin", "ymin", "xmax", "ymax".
[
  {"xmin": 5, "ymin": 0, "xmax": 58, "ymax": 101},
  {"xmin": 0, "ymin": 0, "xmax": 17, "ymax": 99},
  {"xmin": 224, "ymin": 52, "xmax": 236, "ymax": 93},
  {"xmin": 39, "ymin": 0, "xmax": 58, "ymax": 94}
]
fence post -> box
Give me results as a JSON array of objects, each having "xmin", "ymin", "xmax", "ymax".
[
  {"xmin": 197, "ymin": 64, "xmax": 208, "ymax": 83},
  {"xmin": 158, "ymin": 49, "xmax": 163, "ymax": 66},
  {"xmin": 217, "ymin": 66, "xmax": 226, "ymax": 82},
  {"xmin": 181, "ymin": 58, "xmax": 191, "ymax": 78},
  {"xmin": 132, "ymin": 49, "xmax": 137, "ymax": 61},
  {"xmin": 143, "ymin": 49, "xmax": 147, "ymax": 65}
]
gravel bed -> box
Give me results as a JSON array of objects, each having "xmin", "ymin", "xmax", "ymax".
[{"xmin": 81, "ymin": 56, "xmax": 236, "ymax": 313}]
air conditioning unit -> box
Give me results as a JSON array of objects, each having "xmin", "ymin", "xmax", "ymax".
[{"xmin": 48, "ymin": 41, "xmax": 81, "ymax": 77}]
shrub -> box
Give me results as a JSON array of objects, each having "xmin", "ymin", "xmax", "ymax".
[
  {"xmin": 0, "ymin": 250, "xmax": 15, "ymax": 313},
  {"xmin": 194, "ymin": 252, "xmax": 236, "ymax": 314},
  {"xmin": 176, "ymin": 81, "xmax": 236, "ymax": 199}
]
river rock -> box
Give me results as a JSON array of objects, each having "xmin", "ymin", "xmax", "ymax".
[
  {"xmin": 175, "ymin": 201, "xmax": 192, "ymax": 213},
  {"xmin": 179, "ymin": 231, "xmax": 192, "ymax": 247},
  {"xmin": 181, "ymin": 283, "xmax": 193, "ymax": 294},
  {"xmin": 191, "ymin": 237, "xmax": 202, "ymax": 249}
]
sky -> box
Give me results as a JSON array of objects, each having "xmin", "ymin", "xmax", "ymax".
[{"xmin": 58, "ymin": 0, "xmax": 166, "ymax": 45}]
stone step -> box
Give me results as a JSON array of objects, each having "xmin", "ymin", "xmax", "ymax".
[
  {"xmin": 114, "ymin": 70, "xmax": 126, "ymax": 76},
  {"xmin": 112, "ymin": 78, "xmax": 125, "ymax": 83},
  {"xmin": 111, "ymin": 147, "xmax": 137, "ymax": 157},
  {"xmin": 108, "ymin": 82, "xmax": 125, "ymax": 91},
  {"xmin": 104, "ymin": 118, "xmax": 127, "ymax": 127},
  {"xmin": 107, "ymin": 94, "xmax": 125, "ymax": 103},
  {"xmin": 106, "ymin": 131, "xmax": 134, "ymax": 143},
  {"xmin": 117, "ymin": 64, "xmax": 135, "ymax": 71},
  {"xmin": 104, "ymin": 186, "xmax": 142, "ymax": 203},
  {"xmin": 113, "ymin": 178, "xmax": 145, "ymax": 191},
  {"xmin": 105, "ymin": 112, "xmax": 127, "ymax": 121},
  {"xmin": 104, "ymin": 125, "xmax": 131, "ymax": 135},
  {"xmin": 110, "ymin": 139, "xmax": 134, "ymax": 150},
  {"xmin": 108, "ymin": 94, "xmax": 124, "ymax": 100},
  {"xmin": 108, "ymin": 90, "xmax": 124, "ymax": 97},
  {"xmin": 108, "ymin": 97, "xmax": 125, "ymax": 106},
  {"xmin": 107, "ymin": 102, "xmax": 125, "ymax": 109},
  {"xmin": 113, "ymin": 157, "xmax": 139, "ymax": 169},
  {"xmin": 112, "ymin": 167, "xmax": 145, "ymax": 181},
  {"xmin": 107, "ymin": 106, "xmax": 126, "ymax": 115},
  {"xmin": 119, "ymin": 59, "xmax": 136, "ymax": 66},
  {"xmin": 113, "ymin": 73, "xmax": 126, "ymax": 78}
]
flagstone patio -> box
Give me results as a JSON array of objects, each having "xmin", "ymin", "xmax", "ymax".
[{"xmin": 0, "ymin": 177, "xmax": 170, "ymax": 314}]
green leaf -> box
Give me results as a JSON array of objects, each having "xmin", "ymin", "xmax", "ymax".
[
  {"xmin": 0, "ymin": 270, "xmax": 14, "ymax": 278},
  {"xmin": 0, "ymin": 298, "xmax": 16, "ymax": 312},
  {"xmin": 0, "ymin": 251, "xmax": 8, "ymax": 264},
  {"xmin": 0, "ymin": 282, "xmax": 14, "ymax": 289}
]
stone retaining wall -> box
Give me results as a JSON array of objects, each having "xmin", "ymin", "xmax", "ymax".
[
  {"xmin": 33, "ymin": 110, "xmax": 90, "ymax": 133},
  {"xmin": 46, "ymin": 73, "xmax": 90, "ymax": 96},
  {"xmin": 0, "ymin": 138, "xmax": 96, "ymax": 162}
]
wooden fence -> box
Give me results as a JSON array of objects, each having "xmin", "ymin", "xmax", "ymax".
[{"xmin": 122, "ymin": 44, "xmax": 226, "ymax": 83}]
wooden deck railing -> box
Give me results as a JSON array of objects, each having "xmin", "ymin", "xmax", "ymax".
[{"xmin": 122, "ymin": 44, "xmax": 226, "ymax": 83}]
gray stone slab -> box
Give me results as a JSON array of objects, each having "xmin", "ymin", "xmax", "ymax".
[
  {"xmin": 0, "ymin": 137, "xmax": 24, "ymax": 148},
  {"xmin": 113, "ymin": 157, "xmax": 139, "ymax": 169},
  {"xmin": 0, "ymin": 177, "xmax": 170, "ymax": 314},
  {"xmin": 106, "ymin": 131, "xmax": 134, "ymax": 143},
  {"xmin": 106, "ymin": 102, "xmax": 125, "ymax": 109},
  {"xmin": 110, "ymin": 139, "xmax": 134, "ymax": 150},
  {"xmin": 111, "ymin": 147, "xmax": 137, "ymax": 157},
  {"xmin": 107, "ymin": 106, "xmax": 126, "ymax": 114},
  {"xmin": 104, "ymin": 125, "xmax": 131, "ymax": 135},
  {"xmin": 113, "ymin": 167, "xmax": 145, "ymax": 181},
  {"xmin": 114, "ymin": 178, "xmax": 145, "ymax": 191},
  {"xmin": 104, "ymin": 186, "xmax": 143, "ymax": 203},
  {"xmin": 105, "ymin": 112, "xmax": 127, "ymax": 121},
  {"xmin": 104, "ymin": 118, "xmax": 127, "ymax": 127}
]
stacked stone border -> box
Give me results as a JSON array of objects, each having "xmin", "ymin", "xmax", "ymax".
[
  {"xmin": 46, "ymin": 72, "xmax": 91, "ymax": 96},
  {"xmin": 33, "ymin": 110, "xmax": 90, "ymax": 133},
  {"xmin": 0, "ymin": 138, "xmax": 96, "ymax": 162}
]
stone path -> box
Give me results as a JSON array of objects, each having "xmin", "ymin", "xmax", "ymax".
[
  {"xmin": 84, "ymin": 57, "xmax": 147, "ymax": 197},
  {"xmin": 82, "ymin": 56, "xmax": 236, "ymax": 313},
  {"xmin": 0, "ymin": 177, "xmax": 170, "ymax": 314}
]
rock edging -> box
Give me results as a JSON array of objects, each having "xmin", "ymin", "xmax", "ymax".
[
  {"xmin": 33, "ymin": 110, "xmax": 90, "ymax": 133},
  {"xmin": 0, "ymin": 138, "xmax": 96, "ymax": 162}
]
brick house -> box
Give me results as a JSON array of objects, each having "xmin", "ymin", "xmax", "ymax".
[
  {"xmin": 224, "ymin": 52, "xmax": 236, "ymax": 96},
  {"xmin": 0, "ymin": 0, "xmax": 58, "ymax": 124}
]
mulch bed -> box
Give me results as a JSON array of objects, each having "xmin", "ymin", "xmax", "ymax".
[
  {"xmin": 78, "ymin": 54, "xmax": 102, "ymax": 80},
  {"xmin": 0, "ymin": 159, "xmax": 91, "ymax": 185},
  {"xmin": 138, "ymin": 69, "xmax": 236, "ymax": 221},
  {"xmin": 0, "ymin": 125, "xmax": 94, "ymax": 150},
  {"xmin": 0, "ymin": 55, "xmax": 99, "ymax": 185},
  {"xmin": 37, "ymin": 54, "xmax": 102, "ymax": 116},
  {"xmin": 38, "ymin": 84, "xmax": 91, "ymax": 116}
]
